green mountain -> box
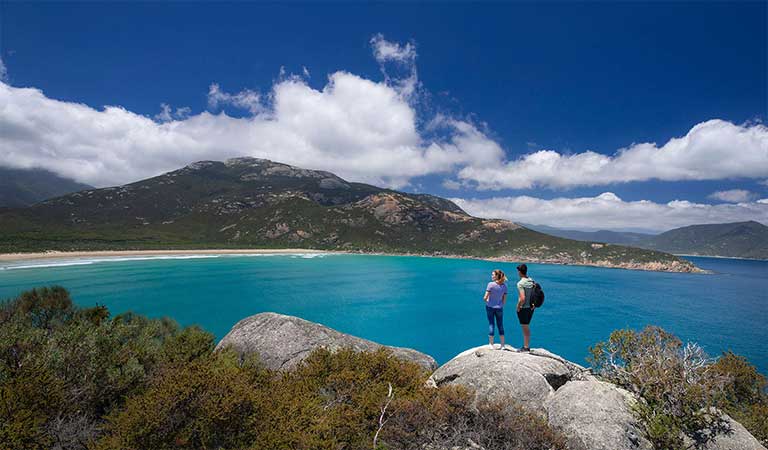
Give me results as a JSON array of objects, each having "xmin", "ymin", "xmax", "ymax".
[
  {"xmin": 640, "ymin": 221, "xmax": 768, "ymax": 259},
  {"xmin": 0, "ymin": 167, "xmax": 92, "ymax": 207},
  {"xmin": 0, "ymin": 158, "xmax": 698, "ymax": 272},
  {"xmin": 527, "ymin": 221, "xmax": 768, "ymax": 260}
]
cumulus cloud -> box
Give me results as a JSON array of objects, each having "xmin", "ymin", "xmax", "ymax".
[
  {"xmin": 708, "ymin": 189, "xmax": 756, "ymax": 203},
  {"xmin": 451, "ymin": 193, "xmax": 768, "ymax": 232},
  {"xmin": 0, "ymin": 33, "xmax": 506, "ymax": 189},
  {"xmin": 458, "ymin": 120, "xmax": 768, "ymax": 190},
  {"xmin": 0, "ymin": 71, "xmax": 496, "ymax": 188},
  {"xmin": 207, "ymin": 83, "xmax": 263, "ymax": 114}
]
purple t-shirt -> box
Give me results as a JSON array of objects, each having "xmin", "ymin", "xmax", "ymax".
[{"xmin": 486, "ymin": 281, "xmax": 508, "ymax": 309}]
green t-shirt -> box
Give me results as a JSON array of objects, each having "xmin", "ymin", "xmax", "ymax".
[{"xmin": 517, "ymin": 277, "xmax": 534, "ymax": 308}]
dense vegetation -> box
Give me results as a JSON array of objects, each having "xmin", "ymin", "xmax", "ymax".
[
  {"xmin": 0, "ymin": 158, "xmax": 696, "ymax": 272},
  {"xmin": 589, "ymin": 326, "xmax": 768, "ymax": 448},
  {"xmin": 0, "ymin": 286, "xmax": 566, "ymax": 450}
]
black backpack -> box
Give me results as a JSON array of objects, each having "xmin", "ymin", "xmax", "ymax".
[{"xmin": 530, "ymin": 280, "xmax": 545, "ymax": 308}]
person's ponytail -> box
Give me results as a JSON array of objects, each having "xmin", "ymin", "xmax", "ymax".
[{"xmin": 494, "ymin": 269, "xmax": 507, "ymax": 284}]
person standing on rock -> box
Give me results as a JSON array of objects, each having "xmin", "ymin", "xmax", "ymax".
[
  {"xmin": 515, "ymin": 264, "xmax": 535, "ymax": 352},
  {"xmin": 483, "ymin": 269, "xmax": 508, "ymax": 349}
]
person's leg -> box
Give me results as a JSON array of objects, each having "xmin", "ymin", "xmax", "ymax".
[
  {"xmin": 522, "ymin": 324, "xmax": 530, "ymax": 349},
  {"xmin": 486, "ymin": 307, "xmax": 495, "ymax": 347},
  {"xmin": 496, "ymin": 308, "xmax": 505, "ymax": 348}
]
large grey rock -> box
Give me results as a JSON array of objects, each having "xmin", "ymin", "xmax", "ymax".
[
  {"xmin": 215, "ymin": 312, "xmax": 437, "ymax": 371},
  {"xmin": 427, "ymin": 346, "xmax": 591, "ymax": 415},
  {"xmin": 694, "ymin": 413, "xmax": 766, "ymax": 450},
  {"xmin": 544, "ymin": 379, "xmax": 653, "ymax": 450}
]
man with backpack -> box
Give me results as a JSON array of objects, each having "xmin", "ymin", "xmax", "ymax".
[{"xmin": 515, "ymin": 264, "xmax": 543, "ymax": 352}]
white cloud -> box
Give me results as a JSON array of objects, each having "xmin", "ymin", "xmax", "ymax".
[
  {"xmin": 708, "ymin": 189, "xmax": 755, "ymax": 203},
  {"xmin": 207, "ymin": 83, "xmax": 263, "ymax": 115},
  {"xmin": 0, "ymin": 70, "xmax": 496, "ymax": 188},
  {"xmin": 451, "ymin": 193, "xmax": 768, "ymax": 232},
  {"xmin": 370, "ymin": 34, "xmax": 419, "ymax": 99},
  {"xmin": 1, "ymin": 33, "xmax": 766, "ymax": 196},
  {"xmin": 458, "ymin": 119, "xmax": 768, "ymax": 190},
  {"xmin": 371, "ymin": 34, "xmax": 416, "ymax": 63},
  {"xmin": 154, "ymin": 103, "xmax": 191, "ymax": 122}
]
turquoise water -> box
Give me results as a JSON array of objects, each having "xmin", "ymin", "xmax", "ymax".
[{"xmin": 0, "ymin": 254, "xmax": 766, "ymax": 374}]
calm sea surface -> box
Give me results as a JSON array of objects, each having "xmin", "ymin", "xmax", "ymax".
[{"xmin": 1, "ymin": 254, "xmax": 766, "ymax": 374}]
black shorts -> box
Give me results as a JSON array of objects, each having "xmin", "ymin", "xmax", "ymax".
[{"xmin": 517, "ymin": 307, "xmax": 534, "ymax": 325}]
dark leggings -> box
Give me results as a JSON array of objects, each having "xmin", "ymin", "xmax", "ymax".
[{"xmin": 486, "ymin": 306, "xmax": 504, "ymax": 336}]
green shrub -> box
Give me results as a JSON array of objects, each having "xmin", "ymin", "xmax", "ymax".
[
  {"xmin": 97, "ymin": 345, "xmax": 567, "ymax": 450},
  {"xmin": 0, "ymin": 364, "xmax": 63, "ymax": 450},
  {"xmin": 589, "ymin": 326, "xmax": 766, "ymax": 448},
  {"xmin": 710, "ymin": 352, "xmax": 768, "ymax": 446},
  {"xmin": 0, "ymin": 286, "xmax": 210, "ymax": 449},
  {"xmin": 96, "ymin": 350, "xmax": 267, "ymax": 450},
  {"xmin": 383, "ymin": 386, "xmax": 567, "ymax": 450}
]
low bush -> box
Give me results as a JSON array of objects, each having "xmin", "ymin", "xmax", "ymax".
[
  {"xmin": 95, "ymin": 350, "xmax": 268, "ymax": 450},
  {"xmin": 0, "ymin": 286, "xmax": 215, "ymax": 449},
  {"xmin": 710, "ymin": 351, "xmax": 768, "ymax": 446},
  {"xmin": 589, "ymin": 326, "xmax": 768, "ymax": 448},
  {"xmin": 100, "ymin": 345, "xmax": 567, "ymax": 450}
]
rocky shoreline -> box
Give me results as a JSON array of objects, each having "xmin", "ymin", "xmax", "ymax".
[{"xmin": 216, "ymin": 312, "xmax": 764, "ymax": 450}]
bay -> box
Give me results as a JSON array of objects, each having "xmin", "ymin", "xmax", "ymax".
[{"xmin": 0, "ymin": 253, "xmax": 765, "ymax": 374}]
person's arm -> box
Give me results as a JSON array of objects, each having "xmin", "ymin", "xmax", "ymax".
[
  {"xmin": 501, "ymin": 292, "xmax": 507, "ymax": 306},
  {"xmin": 517, "ymin": 288, "xmax": 525, "ymax": 312},
  {"xmin": 483, "ymin": 290, "xmax": 490, "ymax": 303}
]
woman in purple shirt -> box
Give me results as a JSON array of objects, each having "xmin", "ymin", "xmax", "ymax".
[{"xmin": 483, "ymin": 269, "xmax": 508, "ymax": 349}]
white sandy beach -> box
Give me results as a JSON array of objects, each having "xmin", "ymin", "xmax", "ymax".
[{"xmin": 0, "ymin": 249, "xmax": 334, "ymax": 263}]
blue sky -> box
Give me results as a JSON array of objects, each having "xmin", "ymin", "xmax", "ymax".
[{"xmin": 1, "ymin": 2, "xmax": 766, "ymax": 232}]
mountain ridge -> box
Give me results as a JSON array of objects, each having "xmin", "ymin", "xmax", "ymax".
[
  {"xmin": 0, "ymin": 157, "xmax": 700, "ymax": 272},
  {"xmin": 0, "ymin": 167, "xmax": 93, "ymax": 207},
  {"xmin": 525, "ymin": 221, "xmax": 768, "ymax": 260}
]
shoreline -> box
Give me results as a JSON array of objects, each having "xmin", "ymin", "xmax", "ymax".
[
  {"xmin": 0, "ymin": 248, "xmax": 706, "ymax": 273},
  {"xmin": 673, "ymin": 253, "xmax": 767, "ymax": 262},
  {"xmin": 0, "ymin": 249, "xmax": 334, "ymax": 262}
]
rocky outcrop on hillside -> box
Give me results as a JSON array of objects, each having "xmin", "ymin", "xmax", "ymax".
[
  {"xmin": 694, "ymin": 413, "xmax": 767, "ymax": 450},
  {"xmin": 427, "ymin": 346, "xmax": 593, "ymax": 415},
  {"xmin": 215, "ymin": 312, "xmax": 437, "ymax": 371},
  {"xmin": 216, "ymin": 314, "xmax": 764, "ymax": 450},
  {"xmin": 430, "ymin": 345, "xmax": 765, "ymax": 450},
  {"xmin": 545, "ymin": 379, "xmax": 652, "ymax": 450}
]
